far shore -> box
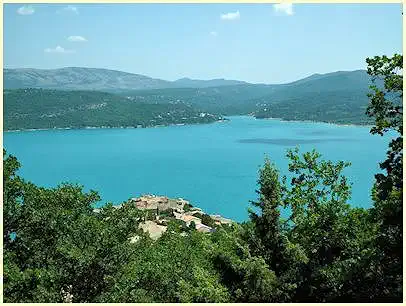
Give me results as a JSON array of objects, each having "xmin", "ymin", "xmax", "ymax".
[
  {"xmin": 3, "ymin": 118, "xmax": 229, "ymax": 133},
  {"xmin": 3, "ymin": 115, "xmax": 374, "ymax": 133},
  {"xmin": 252, "ymin": 115, "xmax": 374, "ymax": 128}
]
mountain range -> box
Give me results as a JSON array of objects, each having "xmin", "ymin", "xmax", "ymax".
[
  {"xmin": 4, "ymin": 67, "xmax": 251, "ymax": 91},
  {"xmin": 4, "ymin": 67, "xmax": 173, "ymax": 91},
  {"xmin": 4, "ymin": 67, "xmax": 385, "ymax": 130},
  {"xmin": 173, "ymin": 77, "xmax": 248, "ymax": 88},
  {"xmin": 4, "ymin": 67, "xmax": 370, "ymax": 92}
]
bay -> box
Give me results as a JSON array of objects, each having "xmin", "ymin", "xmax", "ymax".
[{"xmin": 3, "ymin": 116, "xmax": 391, "ymax": 222}]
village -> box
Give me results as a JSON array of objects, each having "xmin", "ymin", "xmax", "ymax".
[{"xmin": 106, "ymin": 194, "xmax": 233, "ymax": 240}]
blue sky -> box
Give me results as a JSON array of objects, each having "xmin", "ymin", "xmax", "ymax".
[{"xmin": 4, "ymin": 3, "xmax": 403, "ymax": 83}]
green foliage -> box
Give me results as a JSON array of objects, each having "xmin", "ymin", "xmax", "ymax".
[
  {"xmin": 3, "ymin": 88, "xmax": 221, "ymax": 131},
  {"xmin": 283, "ymin": 148, "xmax": 352, "ymax": 223},
  {"xmin": 120, "ymin": 84, "xmax": 277, "ymax": 115},
  {"xmin": 3, "ymin": 151, "xmax": 145, "ymax": 302},
  {"xmin": 3, "ymin": 54, "xmax": 402, "ymax": 303},
  {"xmin": 254, "ymin": 90, "xmax": 373, "ymax": 125},
  {"xmin": 281, "ymin": 149, "xmax": 376, "ymax": 302},
  {"xmin": 157, "ymin": 209, "xmax": 172, "ymax": 218},
  {"xmin": 200, "ymin": 213, "xmax": 216, "ymax": 227},
  {"xmin": 122, "ymin": 71, "xmax": 376, "ymax": 125},
  {"xmin": 183, "ymin": 202, "xmax": 193, "ymax": 212},
  {"xmin": 249, "ymin": 158, "xmax": 287, "ymax": 275},
  {"xmin": 98, "ymin": 230, "xmax": 229, "ymax": 303},
  {"xmin": 4, "ymin": 69, "xmax": 380, "ymax": 131},
  {"xmin": 188, "ymin": 220, "xmax": 197, "ymax": 231},
  {"xmin": 210, "ymin": 225, "xmax": 282, "ymax": 302},
  {"xmin": 3, "ymin": 149, "xmax": 24, "ymax": 249},
  {"xmin": 364, "ymin": 54, "xmax": 403, "ymax": 301},
  {"xmin": 176, "ymin": 266, "xmax": 230, "ymax": 302},
  {"xmin": 245, "ymin": 148, "xmax": 379, "ymax": 302},
  {"xmin": 366, "ymin": 54, "xmax": 402, "ymax": 136}
]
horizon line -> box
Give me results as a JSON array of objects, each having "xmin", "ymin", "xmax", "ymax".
[{"xmin": 3, "ymin": 66, "xmax": 367, "ymax": 86}]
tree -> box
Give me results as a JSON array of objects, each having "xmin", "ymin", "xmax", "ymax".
[
  {"xmin": 245, "ymin": 148, "xmax": 376, "ymax": 302},
  {"xmin": 99, "ymin": 230, "xmax": 228, "ymax": 303},
  {"xmin": 248, "ymin": 158, "xmax": 286, "ymax": 275},
  {"xmin": 200, "ymin": 213, "xmax": 216, "ymax": 228},
  {"xmin": 3, "ymin": 150, "xmax": 24, "ymax": 249},
  {"xmin": 3, "ymin": 150, "xmax": 147, "ymax": 302},
  {"xmin": 365, "ymin": 54, "xmax": 403, "ymax": 301},
  {"xmin": 280, "ymin": 148, "xmax": 370, "ymax": 302}
]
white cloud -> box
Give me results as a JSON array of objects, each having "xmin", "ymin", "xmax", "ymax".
[
  {"xmin": 273, "ymin": 3, "xmax": 294, "ymax": 15},
  {"xmin": 17, "ymin": 5, "xmax": 35, "ymax": 15},
  {"xmin": 220, "ymin": 11, "xmax": 240, "ymax": 21},
  {"xmin": 210, "ymin": 31, "xmax": 218, "ymax": 37},
  {"xmin": 67, "ymin": 35, "xmax": 87, "ymax": 42},
  {"xmin": 44, "ymin": 46, "xmax": 75, "ymax": 54},
  {"xmin": 57, "ymin": 5, "xmax": 79, "ymax": 15}
]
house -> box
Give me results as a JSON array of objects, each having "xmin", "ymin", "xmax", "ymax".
[
  {"xmin": 195, "ymin": 223, "xmax": 214, "ymax": 233},
  {"xmin": 181, "ymin": 215, "xmax": 202, "ymax": 227},
  {"xmin": 210, "ymin": 214, "xmax": 233, "ymax": 225},
  {"xmin": 131, "ymin": 195, "xmax": 170, "ymax": 211},
  {"xmin": 139, "ymin": 220, "xmax": 167, "ymax": 240}
]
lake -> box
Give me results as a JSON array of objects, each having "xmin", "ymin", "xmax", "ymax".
[{"xmin": 3, "ymin": 116, "xmax": 391, "ymax": 222}]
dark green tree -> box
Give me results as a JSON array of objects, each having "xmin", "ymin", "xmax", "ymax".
[
  {"xmin": 200, "ymin": 213, "xmax": 216, "ymax": 228},
  {"xmin": 99, "ymin": 230, "xmax": 229, "ymax": 303},
  {"xmin": 244, "ymin": 148, "xmax": 379, "ymax": 302},
  {"xmin": 3, "ymin": 150, "xmax": 24, "ymax": 249},
  {"xmin": 365, "ymin": 54, "xmax": 403, "ymax": 301},
  {"xmin": 249, "ymin": 158, "xmax": 286, "ymax": 274},
  {"xmin": 3, "ymin": 150, "xmax": 146, "ymax": 302}
]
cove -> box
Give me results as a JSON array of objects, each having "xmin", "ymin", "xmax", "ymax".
[{"xmin": 3, "ymin": 116, "xmax": 391, "ymax": 222}]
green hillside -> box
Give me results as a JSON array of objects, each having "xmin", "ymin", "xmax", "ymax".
[
  {"xmin": 3, "ymin": 88, "xmax": 222, "ymax": 131},
  {"xmin": 120, "ymin": 84, "xmax": 278, "ymax": 115},
  {"xmin": 4, "ymin": 69, "xmax": 388, "ymax": 129},
  {"xmin": 253, "ymin": 90, "xmax": 373, "ymax": 124},
  {"xmin": 120, "ymin": 70, "xmax": 378, "ymax": 124}
]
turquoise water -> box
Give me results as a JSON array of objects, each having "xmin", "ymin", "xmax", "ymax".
[{"xmin": 3, "ymin": 116, "xmax": 391, "ymax": 222}]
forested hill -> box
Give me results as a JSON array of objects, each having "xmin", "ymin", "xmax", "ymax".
[
  {"xmin": 250, "ymin": 70, "xmax": 387, "ymax": 124},
  {"xmin": 3, "ymin": 89, "xmax": 223, "ymax": 131},
  {"xmin": 4, "ymin": 69, "xmax": 383, "ymax": 129},
  {"xmin": 120, "ymin": 70, "xmax": 377, "ymax": 125}
]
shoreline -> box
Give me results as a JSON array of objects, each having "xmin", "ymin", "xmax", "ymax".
[
  {"xmin": 252, "ymin": 115, "xmax": 374, "ymax": 128},
  {"xmin": 3, "ymin": 115, "xmax": 374, "ymax": 133},
  {"xmin": 3, "ymin": 118, "xmax": 230, "ymax": 133}
]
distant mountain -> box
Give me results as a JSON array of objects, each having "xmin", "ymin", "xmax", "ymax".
[
  {"xmin": 4, "ymin": 68, "xmax": 384, "ymax": 127},
  {"xmin": 4, "ymin": 67, "xmax": 373, "ymax": 94},
  {"xmin": 284, "ymin": 70, "xmax": 371, "ymax": 90},
  {"xmin": 4, "ymin": 67, "xmax": 250, "ymax": 92},
  {"xmin": 4, "ymin": 67, "xmax": 174, "ymax": 91},
  {"xmin": 252, "ymin": 70, "xmax": 373, "ymax": 103},
  {"xmin": 173, "ymin": 77, "xmax": 248, "ymax": 88},
  {"xmin": 250, "ymin": 70, "xmax": 378, "ymax": 125},
  {"xmin": 120, "ymin": 69, "xmax": 380, "ymax": 125}
]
